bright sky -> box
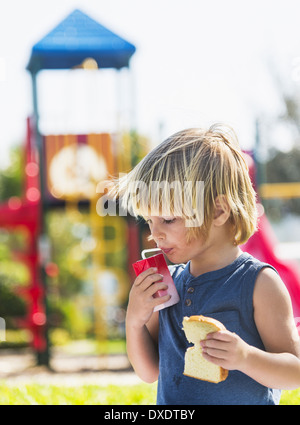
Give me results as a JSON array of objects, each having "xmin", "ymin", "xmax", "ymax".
[{"xmin": 1, "ymin": 0, "xmax": 300, "ymax": 167}]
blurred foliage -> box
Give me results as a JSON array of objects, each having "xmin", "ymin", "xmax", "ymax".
[
  {"xmin": 260, "ymin": 140, "xmax": 300, "ymax": 221},
  {"xmin": 0, "ymin": 329, "xmax": 31, "ymax": 349},
  {"xmin": 47, "ymin": 211, "xmax": 89, "ymax": 298},
  {"xmin": 265, "ymin": 147, "xmax": 300, "ymax": 183},
  {"xmin": 129, "ymin": 130, "xmax": 149, "ymax": 167},
  {"xmin": 0, "ymin": 146, "xmax": 23, "ymax": 202},
  {"xmin": 0, "ymin": 279, "xmax": 27, "ymax": 319}
]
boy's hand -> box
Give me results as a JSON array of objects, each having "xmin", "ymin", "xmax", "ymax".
[
  {"xmin": 126, "ymin": 267, "xmax": 171, "ymax": 329},
  {"xmin": 200, "ymin": 330, "xmax": 250, "ymax": 371}
]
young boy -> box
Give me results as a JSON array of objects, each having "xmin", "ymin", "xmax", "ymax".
[{"xmin": 116, "ymin": 124, "xmax": 300, "ymax": 404}]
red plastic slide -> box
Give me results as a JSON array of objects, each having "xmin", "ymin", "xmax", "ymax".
[{"xmin": 241, "ymin": 153, "xmax": 300, "ymax": 333}]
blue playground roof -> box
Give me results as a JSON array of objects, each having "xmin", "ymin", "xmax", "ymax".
[{"xmin": 26, "ymin": 9, "xmax": 136, "ymax": 73}]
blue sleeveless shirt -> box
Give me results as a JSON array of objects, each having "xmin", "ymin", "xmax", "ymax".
[{"xmin": 156, "ymin": 252, "xmax": 282, "ymax": 405}]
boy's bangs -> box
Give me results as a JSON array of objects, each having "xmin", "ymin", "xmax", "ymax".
[
  {"xmin": 124, "ymin": 179, "xmax": 180, "ymax": 218},
  {"xmin": 121, "ymin": 177, "xmax": 204, "ymax": 230}
]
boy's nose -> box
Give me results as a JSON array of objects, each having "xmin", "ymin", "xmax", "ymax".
[{"xmin": 151, "ymin": 225, "xmax": 165, "ymax": 240}]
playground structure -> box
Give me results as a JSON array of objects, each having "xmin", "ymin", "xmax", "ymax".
[
  {"xmin": 0, "ymin": 117, "xmax": 44, "ymax": 354},
  {"xmin": 0, "ymin": 9, "xmax": 145, "ymax": 365}
]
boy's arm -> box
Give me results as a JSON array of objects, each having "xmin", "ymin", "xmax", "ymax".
[
  {"xmin": 125, "ymin": 267, "xmax": 170, "ymax": 383},
  {"xmin": 126, "ymin": 311, "xmax": 159, "ymax": 383},
  {"xmin": 201, "ymin": 267, "xmax": 300, "ymax": 390},
  {"xmin": 246, "ymin": 267, "xmax": 300, "ymax": 389}
]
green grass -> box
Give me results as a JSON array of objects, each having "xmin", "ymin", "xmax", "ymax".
[
  {"xmin": 279, "ymin": 388, "xmax": 300, "ymax": 405},
  {"xmin": 0, "ymin": 382, "xmax": 299, "ymax": 405},
  {"xmin": 0, "ymin": 382, "xmax": 157, "ymax": 405}
]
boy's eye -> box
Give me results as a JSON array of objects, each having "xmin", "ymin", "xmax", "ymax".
[
  {"xmin": 163, "ymin": 218, "xmax": 176, "ymax": 224},
  {"xmin": 144, "ymin": 218, "xmax": 176, "ymax": 225}
]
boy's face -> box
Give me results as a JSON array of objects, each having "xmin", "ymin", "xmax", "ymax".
[{"xmin": 144, "ymin": 216, "xmax": 204, "ymax": 264}]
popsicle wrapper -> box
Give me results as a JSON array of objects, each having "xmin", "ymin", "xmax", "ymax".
[{"xmin": 132, "ymin": 253, "xmax": 180, "ymax": 311}]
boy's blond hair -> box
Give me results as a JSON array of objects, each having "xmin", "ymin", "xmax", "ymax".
[{"xmin": 114, "ymin": 124, "xmax": 257, "ymax": 246}]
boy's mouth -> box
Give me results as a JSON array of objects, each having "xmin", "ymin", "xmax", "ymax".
[{"xmin": 160, "ymin": 247, "xmax": 173, "ymax": 254}]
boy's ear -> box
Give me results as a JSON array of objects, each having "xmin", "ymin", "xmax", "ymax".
[{"xmin": 213, "ymin": 195, "xmax": 231, "ymax": 226}]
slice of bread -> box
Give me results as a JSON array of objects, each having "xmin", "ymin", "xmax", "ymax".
[{"xmin": 182, "ymin": 315, "xmax": 228, "ymax": 383}]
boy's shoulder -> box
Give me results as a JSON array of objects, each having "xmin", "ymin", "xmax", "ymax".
[{"xmin": 241, "ymin": 252, "xmax": 279, "ymax": 275}]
